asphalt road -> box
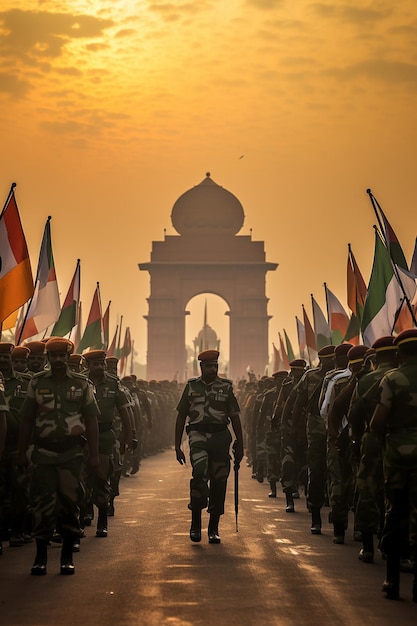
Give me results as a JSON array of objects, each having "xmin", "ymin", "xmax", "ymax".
[{"xmin": 0, "ymin": 448, "xmax": 416, "ymax": 626}]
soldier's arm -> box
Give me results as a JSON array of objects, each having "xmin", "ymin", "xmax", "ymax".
[
  {"xmin": 230, "ymin": 411, "xmax": 244, "ymax": 464},
  {"xmin": 118, "ymin": 405, "xmax": 133, "ymax": 448},
  {"xmin": 17, "ymin": 387, "xmax": 37, "ymax": 468},
  {"xmin": 85, "ymin": 413, "xmax": 99, "ymax": 469},
  {"xmin": 370, "ymin": 403, "xmax": 389, "ymax": 439},
  {"xmin": 175, "ymin": 411, "xmax": 187, "ymax": 464}
]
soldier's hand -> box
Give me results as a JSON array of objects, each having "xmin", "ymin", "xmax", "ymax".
[
  {"xmin": 176, "ymin": 447, "xmax": 186, "ymax": 465},
  {"xmin": 232, "ymin": 439, "xmax": 244, "ymax": 466}
]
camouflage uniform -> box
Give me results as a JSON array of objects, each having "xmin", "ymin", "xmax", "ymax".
[
  {"xmin": 265, "ymin": 372, "xmax": 290, "ymax": 494},
  {"xmin": 176, "ymin": 376, "xmax": 240, "ymax": 514},
  {"xmin": 19, "ymin": 368, "xmax": 99, "ymax": 543},
  {"xmin": 256, "ymin": 378, "xmax": 276, "ymax": 483}
]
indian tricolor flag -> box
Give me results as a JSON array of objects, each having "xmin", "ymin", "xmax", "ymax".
[
  {"xmin": 325, "ymin": 284, "xmax": 350, "ymax": 345},
  {"xmin": 362, "ymin": 229, "xmax": 403, "ymax": 346},
  {"xmin": 51, "ymin": 259, "xmax": 80, "ymax": 337},
  {"xmin": 17, "ymin": 217, "xmax": 60, "ymax": 343},
  {"xmin": 0, "ymin": 186, "xmax": 33, "ymax": 323},
  {"xmin": 77, "ymin": 283, "xmax": 104, "ymax": 353}
]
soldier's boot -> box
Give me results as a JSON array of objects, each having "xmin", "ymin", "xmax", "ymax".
[
  {"xmin": 268, "ymin": 481, "xmax": 277, "ymax": 498},
  {"xmin": 310, "ymin": 507, "xmax": 322, "ymax": 535},
  {"xmin": 208, "ymin": 514, "xmax": 221, "ymax": 544},
  {"xmin": 359, "ymin": 531, "xmax": 374, "ymax": 563},
  {"xmin": 96, "ymin": 508, "xmax": 108, "ymax": 537},
  {"xmin": 0, "ymin": 540, "xmax": 3, "ymax": 556},
  {"xmin": 412, "ymin": 560, "xmax": 417, "ymax": 603},
  {"xmin": 189, "ymin": 509, "xmax": 202, "ymax": 543},
  {"xmin": 60, "ymin": 536, "xmax": 75, "ymax": 575},
  {"xmin": 333, "ymin": 522, "xmax": 345, "ymax": 545},
  {"xmin": 108, "ymin": 496, "xmax": 115, "ymax": 517},
  {"xmin": 285, "ymin": 492, "xmax": 295, "ymax": 513},
  {"xmin": 256, "ymin": 462, "xmax": 264, "ymax": 483},
  {"xmin": 31, "ymin": 539, "xmax": 48, "ymax": 576},
  {"xmin": 382, "ymin": 552, "xmax": 400, "ymax": 600},
  {"xmin": 81, "ymin": 501, "xmax": 94, "ymax": 527}
]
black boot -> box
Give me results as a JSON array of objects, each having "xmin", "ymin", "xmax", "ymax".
[
  {"xmin": 208, "ymin": 514, "xmax": 221, "ymax": 544},
  {"xmin": 333, "ymin": 522, "xmax": 345, "ymax": 545},
  {"xmin": 108, "ymin": 496, "xmax": 115, "ymax": 517},
  {"xmin": 359, "ymin": 531, "xmax": 374, "ymax": 563},
  {"xmin": 285, "ymin": 492, "xmax": 295, "ymax": 513},
  {"xmin": 382, "ymin": 552, "xmax": 400, "ymax": 600},
  {"xmin": 60, "ymin": 537, "xmax": 75, "ymax": 575},
  {"xmin": 268, "ymin": 481, "xmax": 277, "ymax": 498},
  {"xmin": 96, "ymin": 507, "xmax": 108, "ymax": 537},
  {"xmin": 310, "ymin": 506, "xmax": 322, "ymax": 535},
  {"xmin": 31, "ymin": 539, "xmax": 48, "ymax": 576},
  {"xmin": 190, "ymin": 509, "xmax": 201, "ymax": 542}
]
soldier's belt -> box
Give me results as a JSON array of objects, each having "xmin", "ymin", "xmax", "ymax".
[
  {"xmin": 35, "ymin": 436, "xmax": 83, "ymax": 452},
  {"xmin": 186, "ymin": 423, "xmax": 228, "ymax": 434}
]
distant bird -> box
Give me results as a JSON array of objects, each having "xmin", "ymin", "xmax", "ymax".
[{"xmin": 239, "ymin": 155, "xmax": 244, "ymax": 159}]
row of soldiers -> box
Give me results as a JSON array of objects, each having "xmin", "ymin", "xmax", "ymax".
[
  {"xmin": 0, "ymin": 338, "xmax": 181, "ymax": 575},
  {"xmin": 237, "ymin": 329, "xmax": 417, "ymax": 603}
]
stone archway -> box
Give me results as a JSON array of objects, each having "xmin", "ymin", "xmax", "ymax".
[{"xmin": 139, "ymin": 173, "xmax": 277, "ymax": 381}]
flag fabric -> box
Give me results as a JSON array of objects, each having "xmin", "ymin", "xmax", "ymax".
[
  {"xmin": 345, "ymin": 244, "xmax": 367, "ymax": 345},
  {"xmin": 77, "ymin": 284, "xmax": 104, "ymax": 353},
  {"xmin": 272, "ymin": 342, "xmax": 281, "ymax": 373},
  {"xmin": 410, "ymin": 238, "xmax": 417, "ymax": 276},
  {"xmin": 69, "ymin": 302, "xmax": 82, "ymax": 351},
  {"xmin": 279, "ymin": 332, "xmax": 290, "ymax": 370},
  {"xmin": 302, "ymin": 305, "xmax": 317, "ymax": 365},
  {"xmin": 325, "ymin": 284, "xmax": 350, "ymax": 345},
  {"xmin": 368, "ymin": 190, "xmax": 409, "ymax": 270},
  {"xmin": 51, "ymin": 259, "xmax": 80, "ymax": 337},
  {"xmin": 107, "ymin": 324, "xmax": 118, "ymax": 358},
  {"xmin": 102, "ymin": 301, "xmax": 111, "ymax": 349},
  {"xmin": 119, "ymin": 326, "xmax": 132, "ymax": 376},
  {"xmin": 0, "ymin": 186, "xmax": 34, "ymax": 323},
  {"xmin": 296, "ymin": 316, "xmax": 306, "ymax": 360},
  {"xmin": 362, "ymin": 229, "xmax": 403, "ymax": 346},
  {"xmin": 311, "ymin": 294, "xmax": 331, "ymax": 349},
  {"xmin": 2, "ymin": 308, "xmax": 18, "ymax": 331},
  {"xmin": 17, "ymin": 217, "xmax": 60, "ymax": 343},
  {"xmin": 283, "ymin": 328, "xmax": 295, "ymax": 362}
]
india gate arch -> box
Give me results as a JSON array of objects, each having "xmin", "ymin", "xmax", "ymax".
[{"xmin": 138, "ymin": 173, "xmax": 277, "ymax": 382}]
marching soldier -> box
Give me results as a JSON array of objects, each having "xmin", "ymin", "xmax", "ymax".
[
  {"xmin": 17, "ymin": 338, "xmax": 100, "ymax": 576},
  {"xmin": 265, "ymin": 371, "xmax": 290, "ymax": 498}
]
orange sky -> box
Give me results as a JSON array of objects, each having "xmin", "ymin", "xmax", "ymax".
[{"xmin": 1, "ymin": 1, "xmax": 416, "ymax": 370}]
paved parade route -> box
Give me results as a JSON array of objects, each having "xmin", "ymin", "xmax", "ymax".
[{"xmin": 0, "ymin": 449, "xmax": 415, "ymax": 626}]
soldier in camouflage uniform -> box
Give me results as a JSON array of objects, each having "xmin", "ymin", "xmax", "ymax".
[
  {"xmin": 0, "ymin": 343, "xmax": 30, "ymax": 548},
  {"xmin": 11, "ymin": 345, "xmax": 30, "ymax": 374},
  {"xmin": 25, "ymin": 341, "xmax": 47, "ymax": 375},
  {"xmin": 348, "ymin": 336, "xmax": 398, "ymax": 563},
  {"xmin": 175, "ymin": 350, "xmax": 243, "ymax": 544},
  {"xmin": 291, "ymin": 345, "xmax": 336, "ymax": 534},
  {"xmin": 18, "ymin": 338, "xmax": 100, "ymax": 576},
  {"xmin": 371, "ymin": 328, "xmax": 417, "ymax": 602},
  {"xmin": 278, "ymin": 359, "xmax": 307, "ymax": 512},
  {"xmin": 326, "ymin": 344, "xmax": 368, "ymax": 544},
  {"xmin": 83, "ymin": 350, "xmax": 133, "ymax": 537},
  {"xmin": 265, "ymin": 371, "xmax": 290, "ymax": 497},
  {"xmin": 255, "ymin": 377, "xmax": 276, "ymax": 484}
]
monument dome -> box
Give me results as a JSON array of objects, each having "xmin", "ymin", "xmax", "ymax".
[{"xmin": 171, "ymin": 173, "xmax": 245, "ymax": 236}]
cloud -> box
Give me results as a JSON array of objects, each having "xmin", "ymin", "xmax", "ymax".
[
  {"xmin": 147, "ymin": 1, "xmax": 212, "ymax": 21},
  {"xmin": 325, "ymin": 59, "xmax": 417, "ymax": 88},
  {"xmin": 0, "ymin": 9, "xmax": 114, "ymax": 62},
  {"xmin": 245, "ymin": 0, "xmax": 285, "ymax": 9},
  {"xmin": 115, "ymin": 28, "xmax": 137, "ymax": 38},
  {"xmin": 0, "ymin": 72, "xmax": 31, "ymax": 96},
  {"xmin": 311, "ymin": 3, "xmax": 391, "ymax": 24}
]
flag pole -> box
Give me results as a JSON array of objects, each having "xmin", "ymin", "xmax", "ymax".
[{"xmin": 1, "ymin": 182, "xmax": 16, "ymax": 218}]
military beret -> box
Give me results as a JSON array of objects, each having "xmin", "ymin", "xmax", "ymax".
[
  {"xmin": 394, "ymin": 328, "xmax": 417, "ymax": 352},
  {"xmin": 198, "ymin": 349, "xmax": 219, "ymax": 362},
  {"xmin": 24, "ymin": 341, "xmax": 46, "ymax": 355},
  {"xmin": 318, "ymin": 345, "xmax": 336, "ymax": 358},
  {"xmin": 272, "ymin": 370, "xmax": 288, "ymax": 378},
  {"xmin": 372, "ymin": 336, "xmax": 397, "ymax": 352},
  {"xmin": 347, "ymin": 345, "xmax": 369, "ymax": 363},
  {"xmin": 289, "ymin": 359, "xmax": 306, "ymax": 369},
  {"xmin": 12, "ymin": 346, "xmax": 30, "ymax": 359},
  {"xmin": 0, "ymin": 342, "xmax": 14, "ymax": 354},
  {"xmin": 45, "ymin": 338, "xmax": 74, "ymax": 354},
  {"xmin": 83, "ymin": 349, "xmax": 107, "ymax": 361},
  {"xmin": 69, "ymin": 353, "xmax": 84, "ymax": 365},
  {"xmin": 105, "ymin": 356, "xmax": 119, "ymax": 364},
  {"xmin": 335, "ymin": 343, "xmax": 354, "ymax": 357}
]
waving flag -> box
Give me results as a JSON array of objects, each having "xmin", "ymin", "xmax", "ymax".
[
  {"xmin": 107, "ymin": 324, "xmax": 119, "ymax": 358},
  {"xmin": 69, "ymin": 302, "xmax": 82, "ymax": 351},
  {"xmin": 272, "ymin": 342, "xmax": 281, "ymax": 373},
  {"xmin": 102, "ymin": 301, "xmax": 111, "ymax": 349},
  {"xmin": 311, "ymin": 294, "xmax": 331, "ymax": 349},
  {"xmin": 17, "ymin": 217, "xmax": 60, "ymax": 343},
  {"xmin": 362, "ymin": 229, "xmax": 403, "ymax": 346},
  {"xmin": 283, "ymin": 328, "xmax": 295, "ymax": 362},
  {"xmin": 279, "ymin": 332, "xmax": 290, "ymax": 370},
  {"xmin": 367, "ymin": 189, "xmax": 409, "ymax": 270},
  {"xmin": 119, "ymin": 326, "xmax": 132, "ymax": 377},
  {"xmin": 0, "ymin": 185, "xmax": 34, "ymax": 324},
  {"xmin": 345, "ymin": 244, "xmax": 367, "ymax": 345},
  {"xmin": 302, "ymin": 305, "xmax": 317, "ymax": 365},
  {"xmin": 325, "ymin": 283, "xmax": 350, "ymax": 345},
  {"xmin": 296, "ymin": 316, "xmax": 306, "ymax": 360},
  {"xmin": 51, "ymin": 259, "xmax": 80, "ymax": 337},
  {"xmin": 77, "ymin": 283, "xmax": 104, "ymax": 353}
]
